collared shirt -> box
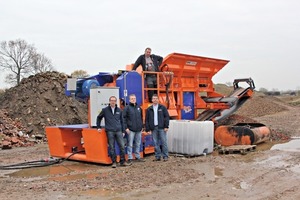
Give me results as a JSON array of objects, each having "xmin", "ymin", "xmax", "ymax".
[
  {"xmin": 153, "ymin": 104, "xmax": 158, "ymax": 126},
  {"xmin": 111, "ymin": 106, "xmax": 115, "ymax": 115}
]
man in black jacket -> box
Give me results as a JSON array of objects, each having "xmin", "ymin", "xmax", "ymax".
[
  {"xmin": 132, "ymin": 47, "xmax": 163, "ymax": 102},
  {"xmin": 145, "ymin": 94, "xmax": 170, "ymax": 161},
  {"xmin": 96, "ymin": 96, "xmax": 131, "ymax": 168},
  {"xmin": 123, "ymin": 94, "xmax": 145, "ymax": 164}
]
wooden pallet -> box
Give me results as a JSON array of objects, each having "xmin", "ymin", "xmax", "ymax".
[{"xmin": 218, "ymin": 145, "xmax": 256, "ymax": 155}]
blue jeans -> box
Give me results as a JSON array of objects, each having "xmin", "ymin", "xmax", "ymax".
[
  {"xmin": 127, "ymin": 131, "xmax": 142, "ymax": 160},
  {"xmin": 106, "ymin": 131, "xmax": 126, "ymax": 164},
  {"xmin": 152, "ymin": 127, "xmax": 168, "ymax": 159}
]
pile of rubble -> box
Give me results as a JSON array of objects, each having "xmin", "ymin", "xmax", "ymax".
[
  {"xmin": 0, "ymin": 109, "xmax": 35, "ymax": 149},
  {"xmin": 0, "ymin": 71, "xmax": 88, "ymax": 149}
]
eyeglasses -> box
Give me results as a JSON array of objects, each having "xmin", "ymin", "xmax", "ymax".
[{"xmin": 110, "ymin": 99, "xmax": 117, "ymax": 102}]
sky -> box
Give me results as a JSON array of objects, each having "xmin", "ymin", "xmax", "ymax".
[{"xmin": 1, "ymin": 0, "xmax": 300, "ymax": 91}]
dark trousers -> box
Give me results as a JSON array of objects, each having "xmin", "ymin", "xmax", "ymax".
[{"xmin": 106, "ymin": 131, "xmax": 126, "ymax": 164}]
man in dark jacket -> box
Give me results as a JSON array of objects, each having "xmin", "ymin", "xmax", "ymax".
[
  {"xmin": 145, "ymin": 94, "xmax": 170, "ymax": 161},
  {"xmin": 132, "ymin": 47, "xmax": 163, "ymax": 102},
  {"xmin": 96, "ymin": 96, "xmax": 131, "ymax": 168},
  {"xmin": 123, "ymin": 94, "xmax": 145, "ymax": 164}
]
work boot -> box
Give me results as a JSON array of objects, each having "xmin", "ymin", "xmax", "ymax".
[
  {"xmin": 135, "ymin": 158, "xmax": 145, "ymax": 162},
  {"xmin": 112, "ymin": 162, "xmax": 117, "ymax": 168},
  {"xmin": 127, "ymin": 159, "xmax": 133, "ymax": 165},
  {"xmin": 163, "ymin": 157, "xmax": 168, "ymax": 162},
  {"xmin": 153, "ymin": 157, "xmax": 161, "ymax": 161},
  {"xmin": 120, "ymin": 162, "xmax": 132, "ymax": 167}
]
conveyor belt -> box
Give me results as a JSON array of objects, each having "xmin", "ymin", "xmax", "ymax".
[{"xmin": 196, "ymin": 87, "xmax": 251, "ymax": 122}]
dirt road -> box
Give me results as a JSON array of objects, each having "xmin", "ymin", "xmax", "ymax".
[{"xmin": 1, "ymin": 97, "xmax": 300, "ymax": 200}]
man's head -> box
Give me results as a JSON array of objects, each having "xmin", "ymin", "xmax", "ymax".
[
  {"xmin": 144, "ymin": 47, "xmax": 151, "ymax": 58},
  {"xmin": 129, "ymin": 94, "xmax": 137, "ymax": 104},
  {"xmin": 109, "ymin": 96, "xmax": 117, "ymax": 107},
  {"xmin": 152, "ymin": 94, "xmax": 159, "ymax": 105}
]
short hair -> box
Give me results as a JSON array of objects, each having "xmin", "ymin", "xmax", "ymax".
[
  {"xmin": 109, "ymin": 96, "xmax": 117, "ymax": 101},
  {"xmin": 152, "ymin": 94, "xmax": 159, "ymax": 99},
  {"xmin": 145, "ymin": 47, "xmax": 151, "ymax": 52}
]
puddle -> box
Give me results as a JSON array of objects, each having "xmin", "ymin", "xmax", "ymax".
[
  {"xmin": 8, "ymin": 162, "xmax": 100, "ymax": 178},
  {"xmin": 271, "ymin": 139, "xmax": 300, "ymax": 152},
  {"xmin": 192, "ymin": 162, "xmax": 223, "ymax": 181}
]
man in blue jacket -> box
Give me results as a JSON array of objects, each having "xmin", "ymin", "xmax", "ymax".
[
  {"xmin": 145, "ymin": 94, "xmax": 170, "ymax": 161},
  {"xmin": 123, "ymin": 94, "xmax": 145, "ymax": 164},
  {"xmin": 96, "ymin": 96, "xmax": 131, "ymax": 168},
  {"xmin": 132, "ymin": 47, "xmax": 163, "ymax": 102}
]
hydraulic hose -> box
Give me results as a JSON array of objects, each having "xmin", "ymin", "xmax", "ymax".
[{"xmin": 0, "ymin": 150, "xmax": 85, "ymax": 170}]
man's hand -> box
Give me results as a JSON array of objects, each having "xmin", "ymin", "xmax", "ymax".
[
  {"xmin": 97, "ymin": 128, "xmax": 101, "ymax": 132},
  {"xmin": 164, "ymin": 128, "xmax": 168, "ymax": 132}
]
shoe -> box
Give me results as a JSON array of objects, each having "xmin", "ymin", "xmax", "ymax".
[
  {"xmin": 163, "ymin": 157, "xmax": 168, "ymax": 162},
  {"xmin": 112, "ymin": 162, "xmax": 117, "ymax": 168},
  {"xmin": 135, "ymin": 158, "xmax": 145, "ymax": 162},
  {"xmin": 127, "ymin": 159, "xmax": 133, "ymax": 165},
  {"xmin": 153, "ymin": 158, "xmax": 161, "ymax": 161},
  {"xmin": 120, "ymin": 162, "xmax": 131, "ymax": 167}
]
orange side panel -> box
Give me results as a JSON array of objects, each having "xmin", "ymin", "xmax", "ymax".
[
  {"xmin": 81, "ymin": 128, "xmax": 111, "ymax": 164},
  {"xmin": 46, "ymin": 126, "xmax": 112, "ymax": 164}
]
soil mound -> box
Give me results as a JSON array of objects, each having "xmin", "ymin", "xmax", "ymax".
[{"xmin": 0, "ymin": 72, "xmax": 88, "ymax": 143}]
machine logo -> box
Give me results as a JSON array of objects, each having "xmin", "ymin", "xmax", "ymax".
[{"xmin": 186, "ymin": 61, "xmax": 197, "ymax": 66}]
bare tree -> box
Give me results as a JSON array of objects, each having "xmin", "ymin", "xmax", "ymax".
[
  {"xmin": 32, "ymin": 53, "xmax": 54, "ymax": 73},
  {"xmin": 0, "ymin": 39, "xmax": 54, "ymax": 86},
  {"xmin": 71, "ymin": 70, "xmax": 90, "ymax": 78}
]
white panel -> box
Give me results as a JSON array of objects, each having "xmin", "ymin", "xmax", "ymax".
[
  {"xmin": 168, "ymin": 120, "xmax": 214, "ymax": 155},
  {"xmin": 89, "ymin": 87, "xmax": 119, "ymax": 127},
  {"xmin": 67, "ymin": 78, "xmax": 77, "ymax": 91}
]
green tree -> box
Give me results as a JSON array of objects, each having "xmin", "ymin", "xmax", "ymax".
[{"xmin": 71, "ymin": 70, "xmax": 89, "ymax": 78}]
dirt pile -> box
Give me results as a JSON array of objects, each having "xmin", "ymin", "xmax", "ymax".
[
  {"xmin": 0, "ymin": 72, "xmax": 88, "ymax": 146},
  {"xmin": 216, "ymin": 92, "xmax": 292, "ymax": 141}
]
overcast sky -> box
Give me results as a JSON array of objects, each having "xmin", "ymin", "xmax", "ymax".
[{"xmin": 1, "ymin": 0, "xmax": 300, "ymax": 91}]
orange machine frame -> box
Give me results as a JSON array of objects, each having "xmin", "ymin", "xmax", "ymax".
[{"xmin": 46, "ymin": 52, "xmax": 254, "ymax": 164}]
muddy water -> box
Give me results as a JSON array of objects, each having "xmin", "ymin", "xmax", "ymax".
[
  {"xmin": 271, "ymin": 138, "xmax": 300, "ymax": 152},
  {"xmin": 8, "ymin": 162, "xmax": 101, "ymax": 179}
]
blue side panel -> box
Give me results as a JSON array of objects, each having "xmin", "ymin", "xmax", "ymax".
[
  {"xmin": 65, "ymin": 83, "xmax": 72, "ymax": 96},
  {"xmin": 93, "ymin": 73, "xmax": 113, "ymax": 86},
  {"xmin": 116, "ymin": 71, "xmax": 142, "ymax": 105},
  {"xmin": 181, "ymin": 92, "xmax": 195, "ymax": 120},
  {"xmin": 144, "ymin": 134, "xmax": 154, "ymax": 148}
]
